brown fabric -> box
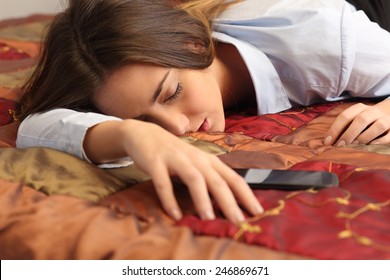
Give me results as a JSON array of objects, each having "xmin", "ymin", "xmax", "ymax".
[
  {"xmin": 1, "ymin": 102, "xmax": 390, "ymax": 260},
  {"xmin": 1, "ymin": 14, "xmax": 390, "ymax": 260},
  {"xmin": 0, "ymin": 147, "xmax": 129, "ymax": 201},
  {"xmin": 0, "ymin": 136, "xmax": 226, "ymax": 202},
  {"xmin": 0, "ymin": 179, "xmax": 308, "ymax": 260}
]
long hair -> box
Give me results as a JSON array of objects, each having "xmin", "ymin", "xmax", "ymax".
[{"xmin": 18, "ymin": 0, "xmax": 239, "ymax": 120}]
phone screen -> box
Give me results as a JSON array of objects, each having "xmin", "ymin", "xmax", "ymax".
[{"xmin": 235, "ymin": 169, "xmax": 339, "ymax": 190}]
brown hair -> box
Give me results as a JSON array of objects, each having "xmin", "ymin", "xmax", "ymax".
[{"xmin": 18, "ymin": 0, "xmax": 239, "ymax": 120}]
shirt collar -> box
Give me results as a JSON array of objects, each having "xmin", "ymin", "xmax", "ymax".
[{"xmin": 212, "ymin": 31, "xmax": 291, "ymax": 114}]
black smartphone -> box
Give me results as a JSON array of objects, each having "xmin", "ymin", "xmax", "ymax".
[{"xmin": 235, "ymin": 169, "xmax": 339, "ymax": 190}]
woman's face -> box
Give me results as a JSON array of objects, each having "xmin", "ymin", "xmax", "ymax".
[{"xmin": 94, "ymin": 63, "xmax": 226, "ymax": 135}]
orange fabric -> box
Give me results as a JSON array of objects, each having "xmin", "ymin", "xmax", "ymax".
[
  {"xmin": 1, "ymin": 14, "xmax": 390, "ymax": 260},
  {"xmin": 178, "ymin": 162, "xmax": 390, "ymax": 260},
  {"xmin": 0, "ymin": 179, "xmax": 307, "ymax": 260},
  {"xmin": 179, "ymin": 102, "xmax": 390, "ymax": 259}
]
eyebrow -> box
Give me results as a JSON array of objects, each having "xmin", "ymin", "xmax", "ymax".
[{"xmin": 152, "ymin": 69, "xmax": 171, "ymax": 103}]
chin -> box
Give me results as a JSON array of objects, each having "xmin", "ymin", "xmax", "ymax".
[{"xmin": 213, "ymin": 123, "xmax": 225, "ymax": 132}]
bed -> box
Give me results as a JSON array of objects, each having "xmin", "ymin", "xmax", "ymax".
[{"xmin": 0, "ymin": 15, "xmax": 389, "ymax": 260}]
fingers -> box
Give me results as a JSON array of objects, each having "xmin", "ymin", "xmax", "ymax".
[
  {"xmin": 355, "ymin": 118, "xmax": 390, "ymax": 144},
  {"xmin": 149, "ymin": 156, "xmax": 215, "ymax": 221},
  {"xmin": 324, "ymin": 103, "xmax": 390, "ymax": 146},
  {"xmin": 184, "ymin": 155, "xmax": 263, "ymax": 223},
  {"xmin": 149, "ymin": 161, "xmax": 183, "ymax": 220},
  {"xmin": 324, "ymin": 103, "xmax": 367, "ymax": 146},
  {"xmin": 124, "ymin": 122, "xmax": 262, "ymax": 224},
  {"xmin": 149, "ymin": 150, "xmax": 263, "ymax": 224},
  {"xmin": 370, "ymin": 132, "xmax": 390, "ymax": 145},
  {"xmin": 173, "ymin": 163, "xmax": 216, "ymax": 221},
  {"xmin": 211, "ymin": 159, "xmax": 264, "ymax": 217},
  {"xmin": 200, "ymin": 163, "xmax": 246, "ymax": 223}
]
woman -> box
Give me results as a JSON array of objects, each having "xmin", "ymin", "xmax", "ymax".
[{"xmin": 16, "ymin": 0, "xmax": 390, "ymax": 223}]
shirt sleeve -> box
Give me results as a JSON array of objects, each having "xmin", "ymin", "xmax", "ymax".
[
  {"xmin": 16, "ymin": 108, "xmax": 133, "ymax": 168},
  {"xmin": 344, "ymin": 9, "xmax": 390, "ymax": 98}
]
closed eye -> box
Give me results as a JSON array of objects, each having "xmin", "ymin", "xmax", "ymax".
[{"xmin": 165, "ymin": 83, "xmax": 183, "ymax": 103}]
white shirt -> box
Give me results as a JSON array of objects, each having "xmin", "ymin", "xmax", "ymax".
[
  {"xmin": 214, "ymin": 0, "xmax": 390, "ymax": 114},
  {"xmin": 16, "ymin": 0, "xmax": 390, "ymax": 165}
]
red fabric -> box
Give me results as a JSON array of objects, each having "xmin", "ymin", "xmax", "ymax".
[
  {"xmin": 225, "ymin": 103, "xmax": 338, "ymax": 140},
  {"xmin": 0, "ymin": 98, "xmax": 17, "ymax": 126},
  {"xmin": 177, "ymin": 162, "xmax": 390, "ymax": 259},
  {"xmin": 1, "ymin": 14, "xmax": 388, "ymax": 259},
  {"xmin": 0, "ymin": 42, "xmax": 30, "ymax": 60}
]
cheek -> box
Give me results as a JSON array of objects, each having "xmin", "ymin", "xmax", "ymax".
[
  {"xmin": 94, "ymin": 93, "xmax": 116, "ymax": 115},
  {"xmin": 187, "ymin": 77, "xmax": 222, "ymax": 110}
]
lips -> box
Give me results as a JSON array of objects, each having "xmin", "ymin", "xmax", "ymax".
[{"xmin": 198, "ymin": 119, "xmax": 210, "ymax": 132}]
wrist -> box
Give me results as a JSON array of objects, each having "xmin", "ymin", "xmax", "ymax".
[{"xmin": 375, "ymin": 98, "xmax": 390, "ymax": 114}]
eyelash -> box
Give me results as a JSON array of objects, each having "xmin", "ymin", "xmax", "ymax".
[{"xmin": 165, "ymin": 82, "xmax": 183, "ymax": 103}]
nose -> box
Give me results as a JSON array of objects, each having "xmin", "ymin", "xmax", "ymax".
[{"xmin": 149, "ymin": 109, "xmax": 190, "ymax": 135}]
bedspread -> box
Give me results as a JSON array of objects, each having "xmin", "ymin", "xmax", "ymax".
[{"xmin": 0, "ymin": 15, "xmax": 389, "ymax": 260}]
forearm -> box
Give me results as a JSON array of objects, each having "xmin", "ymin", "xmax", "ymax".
[
  {"xmin": 83, "ymin": 119, "xmax": 138, "ymax": 164},
  {"xmin": 84, "ymin": 118, "xmax": 264, "ymax": 223},
  {"xmin": 19, "ymin": 111, "xmax": 264, "ymax": 223}
]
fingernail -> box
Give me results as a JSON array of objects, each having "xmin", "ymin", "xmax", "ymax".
[
  {"xmin": 203, "ymin": 209, "xmax": 215, "ymax": 220},
  {"xmin": 235, "ymin": 211, "xmax": 245, "ymax": 223},
  {"xmin": 352, "ymin": 140, "xmax": 359, "ymax": 144},
  {"xmin": 324, "ymin": 136, "xmax": 333, "ymax": 145},
  {"xmin": 253, "ymin": 203, "xmax": 264, "ymax": 214},
  {"xmin": 337, "ymin": 140, "xmax": 346, "ymax": 147},
  {"xmin": 171, "ymin": 208, "xmax": 182, "ymax": 220},
  {"xmin": 372, "ymin": 141, "xmax": 381, "ymax": 145}
]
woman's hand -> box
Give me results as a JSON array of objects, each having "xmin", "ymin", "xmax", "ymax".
[
  {"xmin": 324, "ymin": 99, "xmax": 390, "ymax": 146},
  {"xmin": 84, "ymin": 119, "xmax": 263, "ymax": 224}
]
